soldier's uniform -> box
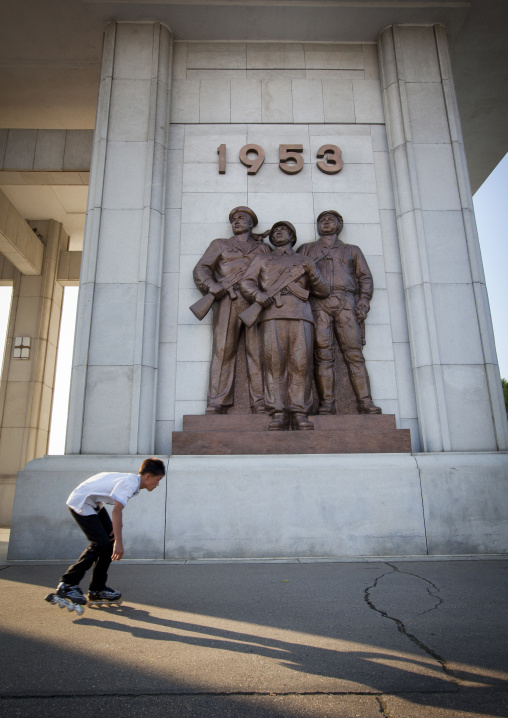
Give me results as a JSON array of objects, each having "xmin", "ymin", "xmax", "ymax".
[
  {"xmin": 193, "ymin": 233, "xmax": 270, "ymax": 413},
  {"xmin": 298, "ymin": 231, "xmax": 380, "ymax": 414},
  {"xmin": 240, "ymin": 239, "xmax": 330, "ymax": 427}
]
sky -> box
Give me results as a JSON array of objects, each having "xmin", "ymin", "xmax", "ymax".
[{"xmin": 0, "ymin": 155, "xmax": 506, "ymax": 453}]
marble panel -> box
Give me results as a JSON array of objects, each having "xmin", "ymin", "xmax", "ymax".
[
  {"xmin": 3, "ymin": 130, "xmax": 37, "ymax": 169},
  {"xmin": 369, "ymin": 364, "xmax": 396, "ymax": 404},
  {"xmin": 247, "ymin": 70, "xmax": 306, "ymax": 80},
  {"xmin": 187, "ymin": 69, "xmax": 246, "ymax": 80},
  {"xmin": 291, "ymin": 80, "xmax": 324, "ymax": 123},
  {"xmin": 373, "ymin": 152, "xmax": 395, "ymax": 210},
  {"xmin": 386, "ymin": 272, "xmax": 409, "ymax": 344},
  {"xmin": 175, "ymin": 360, "xmax": 209, "ymax": 401},
  {"xmin": 352, "ymin": 80, "xmax": 384, "ymax": 123},
  {"xmin": 170, "ymin": 80, "xmax": 200, "ymax": 123},
  {"xmin": 400, "ymin": 418, "xmax": 421, "ymax": 452},
  {"xmin": 0, "ymin": 428, "xmax": 25, "ymax": 474},
  {"xmin": 183, "ymin": 126, "xmax": 248, "ymax": 164},
  {"xmin": 382, "ymin": 83, "xmax": 405, "ymax": 152},
  {"xmin": 168, "ymin": 124, "xmax": 184, "ymax": 150},
  {"xmin": 2, "ymin": 381, "xmax": 32, "ymax": 428},
  {"xmin": 114, "ymin": 23, "xmax": 156, "ymax": 80},
  {"xmin": 393, "ymin": 342, "xmax": 418, "ymax": 419},
  {"xmin": 165, "ymin": 453, "xmax": 426, "ymax": 558},
  {"xmin": 248, "ymin": 162, "xmax": 313, "ymax": 194},
  {"xmin": 177, "ymin": 323, "xmax": 213, "ymax": 363},
  {"xmin": 406, "ymin": 82, "xmax": 451, "ymax": 145},
  {"xmin": 362, "ymin": 323, "xmax": 394, "ymax": 362},
  {"xmin": 398, "ymin": 26, "xmax": 442, "ymax": 83},
  {"xmin": 419, "ymin": 452, "xmax": 508, "ymax": 554},
  {"xmin": 0, "ymin": 129, "xmax": 7, "ymax": 166},
  {"xmin": 341, "ymin": 223, "xmax": 383, "ymax": 256},
  {"xmin": 87, "ymin": 283, "xmax": 139, "ymax": 366},
  {"xmin": 472, "ymin": 282, "xmax": 498, "ymax": 366},
  {"xmin": 155, "ymin": 420, "xmax": 174, "ymax": 454},
  {"xmin": 313, "ymin": 193, "xmax": 380, "ymax": 224},
  {"xmin": 362, "ymin": 44, "xmax": 380, "ymax": 80},
  {"xmin": 306, "ymin": 70, "xmax": 364, "ymax": 80},
  {"xmin": 247, "ymin": 192, "xmax": 315, "ymax": 224},
  {"xmin": 412, "ymin": 364, "xmax": 446, "ymax": 452},
  {"xmin": 174, "ymin": 400, "xmax": 207, "ymax": 431},
  {"xmin": 200, "ymin": 79, "xmax": 231, "ymax": 123},
  {"xmin": 431, "ymin": 283, "xmax": 485, "ymax": 365},
  {"xmin": 187, "ymin": 42, "xmax": 246, "ymax": 70},
  {"xmin": 396, "ymin": 210, "xmax": 423, "ymax": 289},
  {"xmin": 108, "ymin": 79, "xmax": 151, "ymax": 142},
  {"xmin": 159, "ymin": 275, "xmax": 179, "ymax": 346},
  {"xmin": 162, "ymin": 208, "xmax": 182, "ymax": 274},
  {"xmin": 247, "ymin": 44, "xmax": 305, "ymax": 69},
  {"xmin": 102, "ymin": 142, "xmax": 148, "ymax": 210},
  {"xmin": 413, "ymin": 143, "xmax": 461, "ymax": 211},
  {"xmin": 80, "ymin": 366, "xmax": 134, "ymax": 453},
  {"xmin": 379, "ymin": 210, "xmax": 402, "ymax": 274},
  {"xmin": 183, "ymin": 161, "xmax": 248, "ymax": 194},
  {"xmin": 365, "ymin": 254, "xmax": 387, "ymax": 290},
  {"xmin": 404, "ymin": 284, "xmax": 434, "ymax": 369},
  {"xmin": 179, "ymin": 222, "xmax": 232, "ymax": 255},
  {"xmin": 172, "ymin": 42, "xmax": 187, "ymax": 79},
  {"xmin": 304, "ymin": 44, "xmax": 363, "ymax": 69},
  {"xmin": 166, "ymin": 149, "xmax": 184, "ymax": 209},
  {"xmin": 309, "ymin": 134, "xmax": 373, "ymax": 164},
  {"xmin": 311, "ymin": 162, "xmax": 376, "ymax": 193},
  {"xmin": 33, "ymin": 130, "xmax": 66, "ymax": 170},
  {"xmin": 370, "ymin": 124, "xmax": 388, "ymax": 152},
  {"xmin": 421, "ymin": 210, "xmax": 472, "ymax": 285},
  {"xmin": 231, "ymin": 79, "xmax": 262, "ymax": 122},
  {"xmin": 441, "ymin": 365, "xmax": 498, "ymax": 451},
  {"xmin": 322, "ymin": 80, "xmax": 355, "ymax": 123},
  {"xmin": 179, "ymin": 253, "xmax": 201, "ymax": 289},
  {"xmin": 156, "ymin": 341, "xmax": 177, "ymax": 421},
  {"xmin": 365, "ymin": 287, "xmax": 389, "ymax": 325},
  {"xmin": 261, "ymin": 81, "xmax": 294, "ymax": 123},
  {"xmin": 178, "ymin": 287, "xmax": 213, "ymax": 326},
  {"xmin": 95, "ymin": 209, "xmax": 143, "ymax": 284},
  {"xmin": 247, "ymin": 124, "xmax": 311, "ymax": 160},
  {"xmin": 181, "ymin": 192, "xmax": 247, "ymax": 223},
  {"xmin": 309, "ymin": 125, "xmax": 370, "ymax": 137}
]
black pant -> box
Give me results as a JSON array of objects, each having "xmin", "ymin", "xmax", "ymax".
[{"xmin": 60, "ymin": 507, "xmax": 114, "ymax": 591}]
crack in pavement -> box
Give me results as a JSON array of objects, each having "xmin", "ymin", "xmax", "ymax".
[{"xmin": 364, "ymin": 563, "xmax": 459, "ymax": 686}]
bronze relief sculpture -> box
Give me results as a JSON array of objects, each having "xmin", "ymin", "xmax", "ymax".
[
  {"xmin": 298, "ymin": 211, "xmax": 381, "ymax": 415},
  {"xmin": 191, "ymin": 208, "xmax": 381, "ymax": 421},
  {"xmin": 239, "ymin": 221, "xmax": 330, "ymax": 430}
]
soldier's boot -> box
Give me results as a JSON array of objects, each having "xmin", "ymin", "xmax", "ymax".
[
  {"xmin": 252, "ymin": 403, "xmax": 268, "ymax": 414},
  {"xmin": 291, "ymin": 413, "xmax": 314, "ymax": 431},
  {"xmin": 206, "ymin": 404, "xmax": 228, "ymax": 414},
  {"xmin": 316, "ymin": 371, "xmax": 335, "ymax": 415},
  {"xmin": 351, "ymin": 373, "xmax": 382, "ymax": 414},
  {"xmin": 268, "ymin": 411, "xmax": 290, "ymax": 431}
]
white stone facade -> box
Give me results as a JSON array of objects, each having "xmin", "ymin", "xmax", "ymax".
[{"xmin": 7, "ymin": 20, "xmax": 508, "ymax": 559}]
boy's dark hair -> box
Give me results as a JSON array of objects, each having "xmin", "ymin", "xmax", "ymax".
[{"xmin": 139, "ymin": 458, "xmax": 166, "ymax": 477}]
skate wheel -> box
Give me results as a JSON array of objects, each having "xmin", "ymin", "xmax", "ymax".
[
  {"xmin": 75, "ymin": 605, "xmax": 84, "ymax": 616},
  {"xmin": 59, "ymin": 602, "xmax": 66, "ymax": 609},
  {"xmin": 67, "ymin": 604, "xmax": 74, "ymax": 612}
]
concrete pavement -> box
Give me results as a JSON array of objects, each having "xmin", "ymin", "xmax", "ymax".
[{"xmin": 1, "ymin": 552, "xmax": 508, "ymax": 717}]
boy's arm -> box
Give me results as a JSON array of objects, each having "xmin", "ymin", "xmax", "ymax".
[{"xmin": 111, "ymin": 501, "xmax": 125, "ymax": 560}]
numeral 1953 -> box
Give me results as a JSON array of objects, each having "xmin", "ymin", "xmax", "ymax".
[{"xmin": 217, "ymin": 144, "xmax": 343, "ymax": 175}]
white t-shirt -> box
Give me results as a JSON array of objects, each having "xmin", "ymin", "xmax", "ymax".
[{"xmin": 66, "ymin": 472, "xmax": 141, "ymax": 516}]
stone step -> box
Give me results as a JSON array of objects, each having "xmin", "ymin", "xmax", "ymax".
[
  {"xmin": 182, "ymin": 413, "xmax": 397, "ymax": 433},
  {"xmin": 172, "ymin": 428, "xmax": 411, "ymax": 455}
]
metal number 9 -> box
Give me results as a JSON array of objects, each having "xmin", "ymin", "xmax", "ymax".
[{"xmin": 239, "ymin": 144, "xmax": 265, "ymax": 175}]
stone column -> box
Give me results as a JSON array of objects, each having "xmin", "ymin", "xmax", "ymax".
[
  {"xmin": 66, "ymin": 22, "xmax": 173, "ymax": 455},
  {"xmin": 378, "ymin": 25, "xmax": 508, "ymax": 452},
  {"xmin": 0, "ymin": 220, "xmax": 67, "ymax": 524}
]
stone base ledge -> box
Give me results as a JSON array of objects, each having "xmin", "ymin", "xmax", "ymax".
[{"xmin": 7, "ymin": 452, "xmax": 508, "ymax": 560}]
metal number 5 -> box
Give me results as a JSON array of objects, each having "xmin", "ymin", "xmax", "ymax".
[
  {"xmin": 279, "ymin": 145, "xmax": 304, "ymax": 174},
  {"xmin": 316, "ymin": 144, "xmax": 343, "ymax": 174},
  {"xmin": 239, "ymin": 144, "xmax": 265, "ymax": 175}
]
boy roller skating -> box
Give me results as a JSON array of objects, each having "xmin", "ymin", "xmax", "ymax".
[{"xmin": 45, "ymin": 458, "xmax": 166, "ymax": 615}]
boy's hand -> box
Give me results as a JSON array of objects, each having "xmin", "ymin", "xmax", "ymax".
[{"xmin": 112, "ymin": 540, "xmax": 124, "ymax": 561}]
